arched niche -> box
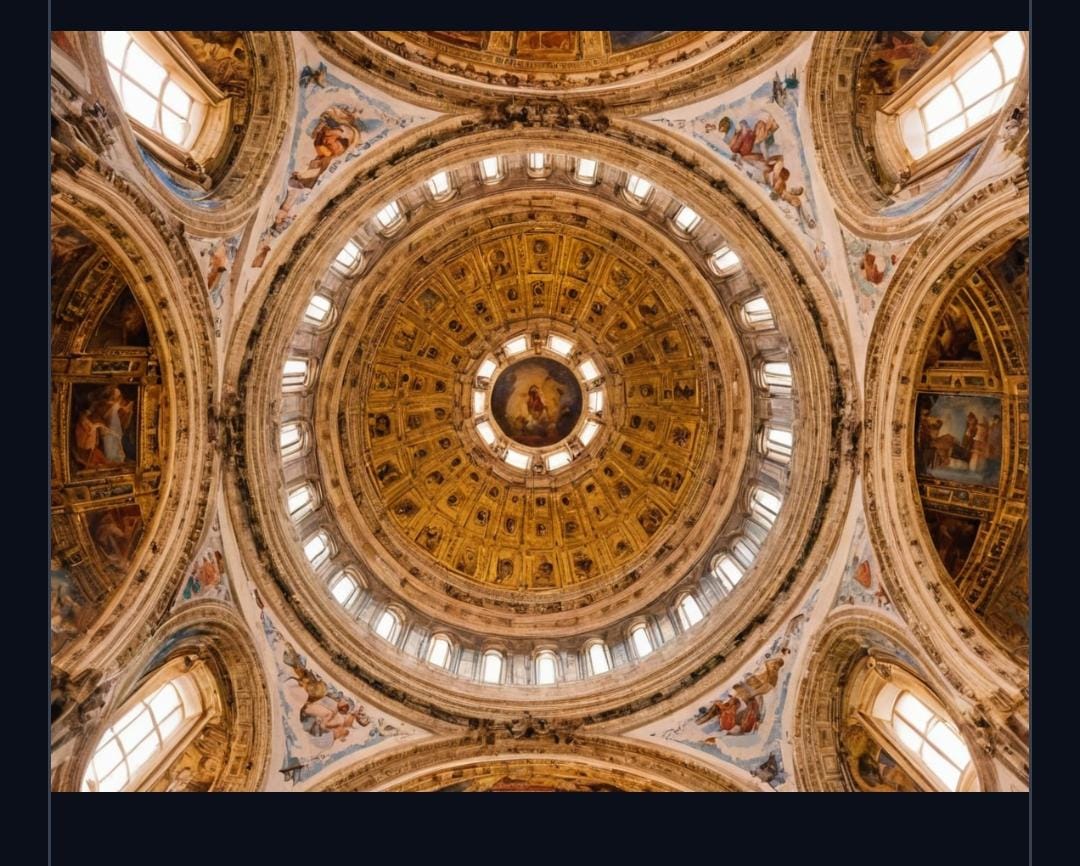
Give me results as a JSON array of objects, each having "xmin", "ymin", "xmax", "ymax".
[
  {"xmin": 52, "ymin": 603, "xmax": 271, "ymax": 792},
  {"xmin": 790, "ymin": 611, "xmax": 998, "ymax": 792},
  {"xmin": 50, "ymin": 216, "xmax": 164, "ymax": 659},
  {"xmin": 863, "ymin": 173, "xmax": 1028, "ymax": 709},
  {"xmin": 50, "ymin": 169, "xmax": 216, "ymax": 681},
  {"xmin": 807, "ymin": 31, "xmax": 1028, "ymax": 232}
]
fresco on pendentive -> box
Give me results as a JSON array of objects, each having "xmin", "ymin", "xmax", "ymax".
[
  {"xmin": 841, "ymin": 228, "xmax": 913, "ymax": 334},
  {"xmin": 70, "ymin": 383, "xmax": 138, "ymax": 472},
  {"xmin": 260, "ymin": 610, "xmax": 418, "ymax": 786},
  {"xmin": 914, "ymin": 393, "xmax": 1002, "ymax": 487},
  {"xmin": 175, "ymin": 516, "xmax": 232, "ymax": 607},
  {"xmin": 491, "ymin": 358, "xmax": 583, "ymax": 448},
  {"xmin": 250, "ymin": 38, "xmax": 435, "ymax": 270},
  {"xmin": 833, "ymin": 515, "xmax": 892, "ymax": 610},
  {"xmin": 841, "ymin": 720, "xmax": 921, "ymax": 792}
]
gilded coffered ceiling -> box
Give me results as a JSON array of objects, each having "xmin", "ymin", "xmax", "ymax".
[{"xmin": 339, "ymin": 212, "xmax": 728, "ymax": 603}]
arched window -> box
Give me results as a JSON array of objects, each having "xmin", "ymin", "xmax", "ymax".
[
  {"xmin": 279, "ymin": 421, "xmax": 306, "ymax": 460},
  {"xmin": 760, "ymin": 361, "xmax": 793, "ymax": 395},
  {"xmin": 425, "ymin": 170, "xmax": 455, "ymax": 201},
  {"xmin": 481, "ymin": 650, "xmax": 504, "ymax": 684},
  {"xmin": 303, "ymin": 293, "xmax": 333, "ymax": 327},
  {"xmin": 374, "ymin": 200, "xmax": 405, "ymax": 235},
  {"xmin": 82, "ymin": 670, "xmax": 203, "ymax": 792},
  {"xmin": 331, "ymin": 239, "xmax": 363, "ymax": 276},
  {"xmin": 527, "ymin": 152, "xmax": 551, "ymax": 177},
  {"xmin": 374, "ymin": 608, "xmax": 402, "ymax": 644},
  {"xmin": 841, "ymin": 658, "xmax": 978, "ymax": 793},
  {"xmin": 672, "ymin": 204, "xmax": 702, "ymax": 235},
  {"xmin": 897, "ymin": 32, "xmax": 1025, "ymax": 161},
  {"xmin": 740, "ymin": 296, "xmax": 774, "ymax": 330},
  {"xmin": 731, "ymin": 535, "xmax": 759, "ymax": 570},
  {"xmin": 477, "ymin": 156, "xmax": 505, "ymax": 184},
  {"xmin": 572, "ymin": 157, "xmax": 599, "ymax": 185},
  {"xmin": 761, "ymin": 426, "xmax": 793, "ymax": 463},
  {"xmin": 676, "ymin": 593, "xmax": 705, "ymax": 629},
  {"xmin": 586, "ymin": 641, "xmax": 610, "ymax": 676},
  {"xmin": 535, "ymin": 650, "xmax": 558, "ymax": 685},
  {"xmin": 303, "ymin": 531, "xmax": 332, "ymax": 568},
  {"xmin": 623, "ymin": 173, "xmax": 654, "ymax": 206},
  {"xmin": 750, "ymin": 487, "xmax": 783, "ymax": 528},
  {"xmin": 427, "ymin": 634, "xmax": 453, "ymax": 669},
  {"xmin": 282, "ymin": 357, "xmax": 310, "ymax": 391},
  {"xmin": 630, "ymin": 624, "xmax": 654, "ymax": 658},
  {"xmin": 710, "ymin": 245, "xmax": 742, "ymax": 276},
  {"xmin": 286, "ymin": 482, "xmax": 317, "ymax": 520},
  {"xmin": 328, "ymin": 571, "xmax": 361, "ymax": 609},
  {"xmin": 711, "ymin": 553, "xmax": 745, "ymax": 595},
  {"xmin": 101, "ymin": 31, "xmax": 206, "ymax": 149},
  {"xmin": 888, "ymin": 690, "xmax": 973, "ymax": 791}
]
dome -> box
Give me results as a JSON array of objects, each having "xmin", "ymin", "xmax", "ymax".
[{"xmin": 50, "ymin": 28, "xmax": 1029, "ymax": 809}]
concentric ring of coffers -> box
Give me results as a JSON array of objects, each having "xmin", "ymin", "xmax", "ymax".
[{"xmin": 246, "ymin": 141, "xmax": 842, "ymax": 701}]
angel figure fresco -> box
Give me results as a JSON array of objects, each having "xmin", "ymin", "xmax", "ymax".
[
  {"xmin": 281, "ymin": 642, "xmax": 370, "ymax": 745},
  {"xmin": 73, "ymin": 385, "xmax": 135, "ymax": 468},
  {"xmin": 694, "ymin": 656, "xmax": 785, "ymax": 737},
  {"xmin": 288, "ymin": 105, "xmax": 365, "ymax": 190}
]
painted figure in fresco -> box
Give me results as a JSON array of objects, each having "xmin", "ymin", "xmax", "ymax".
[
  {"xmin": 841, "ymin": 720, "xmax": 920, "ymax": 791},
  {"xmin": 282, "ymin": 642, "xmax": 370, "ymax": 744},
  {"xmin": 92, "ymin": 507, "xmax": 143, "ymax": 567},
  {"xmin": 74, "ymin": 386, "xmax": 134, "ymax": 468},
  {"xmin": 51, "ymin": 574, "xmax": 83, "ymax": 637},
  {"xmin": 289, "ymin": 106, "xmax": 364, "ymax": 190},
  {"xmin": 182, "ymin": 550, "xmax": 225, "ymax": 599},
  {"xmin": 694, "ymin": 656, "xmax": 784, "ymax": 736}
]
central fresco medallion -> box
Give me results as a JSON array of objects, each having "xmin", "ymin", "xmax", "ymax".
[{"xmin": 491, "ymin": 358, "xmax": 582, "ymax": 448}]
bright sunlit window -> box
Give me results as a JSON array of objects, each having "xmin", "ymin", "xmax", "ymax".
[
  {"xmin": 630, "ymin": 624, "xmax": 654, "ymax": 658},
  {"xmin": 279, "ymin": 422, "xmax": 304, "ymax": 459},
  {"xmin": 332, "ymin": 239, "xmax": 363, "ymax": 275},
  {"xmin": 426, "ymin": 170, "xmax": 454, "ymax": 200},
  {"xmin": 762, "ymin": 426, "xmax": 793, "ymax": 463},
  {"xmin": 304, "ymin": 293, "xmax": 333, "ymax": 326},
  {"xmin": 503, "ymin": 335, "xmax": 529, "ymax": 356},
  {"xmin": 578, "ymin": 359, "xmax": 600, "ymax": 382},
  {"xmin": 890, "ymin": 690, "xmax": 972, "ymax": 791},
  {"xmin": 545, "ymin": 450, "xmax": 573, "ymax": 472},
  {"xmin": 673, "ymin": 205, "xmax": 702, "ymax": 234},
  {"xmin": 478, "ymin": 156, "xmax": 504, "ymax": 183},
  {"xmin": 477, "ymin": 358, "xmax": 498, "ymax": 380},
  {"xmin": 761, "ymin": 361, "xmax": 792, "ymax": 394},
  {"xmin": 546, "ymin": 334, "xmax": 575, "ymax": 357},
  {"xmin": 676, "ymin": 594, "xmax": 704, "ymax": 629},
  {"xmin": 579, "ymin": 420, "xmax": 601, "ymax": 446},
  {"xmin": 535, "ymin": 651, "xmax": 558, "ymax": 685},
  {"xmin": 573, "ymin": 157, "xmax": 599, "ymax": 184},
  {"xmin": 481, "ymin": 650, "xmax": 504, "ymax": 684},
  {"xmin": 527, "ymin": 152, "xmax": 549, "ymax": 175},
  {"xmin": 374, "ymin": 609, "xmax": 402, "ymax": 643},
  {"xmin": 304, "ymin": 531, "xmax": 331, "ymax": 568},
  {"xmin": 282, "ymin": 357, "xmax": 310, "ymax": 390},
  {"xmin": 428, "ymin": 635, "xmax": 452, "ymax": 669},
  {"xmin": 712, "ymin": 554, "xmax": 745, "ymax": 594},
  {"xmin": 750, "ymin": 487, "xmax": 783, "ymax": 528},
  {"xmin": 587, "ymin": 641, "xmax": 610, "ymax": 675},
  {"xmin": 624, "ymin": 173, "xmax": 653, "ymax": 204},
  {"xmin": 900, "ymin": 32, "xmax": 1025, "ymax": 159},
  {"xmin": 710, "ymin": 245, "xmax": 742, "ymax": 276},
  {"xmin": 287, "ymin": 482, "xmax": 315, "ymax": 520},
  {"xmin": 102, "ymin": 31, "xmax": 204, "ymax": 148},
  {"xmin": 504, "ymin": 448, "xmax": 530, "ymax": 470},
  {"xmin": 82, "ymin": 675, "xmax": 199, "ymax": 792},
  {"xmin": 329, "ymin": 572, "xmax": 360, "ymax": 607},
  {"xmin": 741, "ymin": 297, "xmax": 774, "ymax": 330},
  {"xmin": 375, "ymin": 200, "xmax": 404, "ymax": 232}
]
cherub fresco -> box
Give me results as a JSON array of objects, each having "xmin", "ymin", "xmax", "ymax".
[
  {"xmin": 281, "ymin": 641, "xmax": 370, "ymax": 745},
  {"xmin": 289, "ymin": 105, "xmax": 365, "ymax": 190}
]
